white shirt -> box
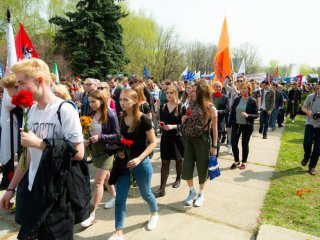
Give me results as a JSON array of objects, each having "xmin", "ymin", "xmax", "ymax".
[
  {"xmin": 261, "ymin": 90, "xmax": 269, "ymax": 110},
  {"xmin": 90, "ymin": 116, "xmax": 102, "ymax": 136},
  {"xmin": 111, "ymin": 87, "xmax": 116, "ymax": 96},
  {"xmin": 26, "ymin": 97, "xmax": 84, "ymax": 191}
]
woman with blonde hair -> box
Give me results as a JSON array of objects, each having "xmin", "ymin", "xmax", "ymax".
[
  {"xmin": 107, "ymin": 88, "xmax": 158, "ymax": 240},
  {"xmin": 131, "ymin": 83, "xmax": 152, "ymax": 119},
  {"xmin": 53, "ymin": 84, "xmax": 78, "ymax": 110},
  {"xmin": 154, "ymin": 85, "xmax": 186, "ymax": 197}
]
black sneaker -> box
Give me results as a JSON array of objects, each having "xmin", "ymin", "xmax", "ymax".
[
  {"xmin": 259, "ymin": 129, "xmax": 263, "ymax": 134},
  {"xmin": 263, "ymin": 135, "xmax": 267, "ymax": 139}
]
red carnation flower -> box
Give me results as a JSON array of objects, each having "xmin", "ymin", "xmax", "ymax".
[
  {"xmin": 121, "ymin": 138, "xmax": 127, "ymax": 145},
  {"xmin": 11, "ymin": 90, "xmax": 33, "ymax": 108},
  {"xmin": 126, "ymin": 139, "xmax": 134, "ymax": 147},
  {"xmin": 10, "ymin": 90, "xmax": 33, "ymax": 172},
  {"xmin": 11, "ymin": 95, "xmax": 20, "ymax": 106},
  {"xmin": 214, "ymin": 92, "xmax": 222, "ymax": 98},
  {"xmin": 159, "ymin": 121, "xmax": 165, "ymax": 127},
  {"xmin": 121, "ymin": 138, "xmax": 134, "ymax": 147},
  {"xmin": 186, "ymin": 109, "xmax": 192, "ymax": 116}
]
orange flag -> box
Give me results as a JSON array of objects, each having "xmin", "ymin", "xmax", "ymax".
[{"xmin": 213, "ymin": 17, "xmax": 231, "ymax": 83}]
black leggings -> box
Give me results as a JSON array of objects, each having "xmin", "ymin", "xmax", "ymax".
[{"xmin": 231, "ymin": 124, "xmax": 254, "ymax": 163}]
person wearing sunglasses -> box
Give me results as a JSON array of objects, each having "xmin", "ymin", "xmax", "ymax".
[{"xmin": 80, "ymin": 78, "xmax": 98, "ymax": 116}]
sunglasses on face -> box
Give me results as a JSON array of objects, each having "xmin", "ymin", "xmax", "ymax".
[
  {"xmin": 165, "ymin": 82, "xmax": 171, "ymax": 86},
  {"xmin": 85, "ymin": 83, "xmax": 92, "ymax": 86},
  {"xmin": 237, "ymin": 80, "xmax": 244, "ymax": 83}
]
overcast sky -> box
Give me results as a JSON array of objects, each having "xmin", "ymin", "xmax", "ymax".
[{"xmin": 126, "ymin": 0, "xmax": 320, "ymax": 68}]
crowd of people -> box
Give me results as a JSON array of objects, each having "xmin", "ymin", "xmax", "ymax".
[{"xmin": 0, "ymin": 58, "xmax": 319, "ymax": 240}]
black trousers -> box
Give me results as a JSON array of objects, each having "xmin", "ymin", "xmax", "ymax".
[
  {"xmin": 303, "ymin": 124, "xmax": 320, "ymax": 169},
  {"xmin": 288, "ymin": 102, "xmax": 299, "ymax": 120},
  {"xmin": 277, "ymin": 108, "xmax": 285, "ymax": 125},
  {"xmin": 231, "ymin": 124, "xmax": 254, "ymax": 163}
]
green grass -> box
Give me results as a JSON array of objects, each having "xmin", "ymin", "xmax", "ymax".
[{"xmin": 260, "ymin": 115, "xmax": 320, "ymax": 237}]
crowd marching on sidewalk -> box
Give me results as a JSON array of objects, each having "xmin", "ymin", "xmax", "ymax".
[{"xmin": 0, "ymin": 58, "xmax": 319, "ymax": 240}]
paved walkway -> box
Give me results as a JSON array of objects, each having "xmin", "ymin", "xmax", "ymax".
[{"xmin": 0, "ymin": 125, "xmax": 291, "ymax": 240}]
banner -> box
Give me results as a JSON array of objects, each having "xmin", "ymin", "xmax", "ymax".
[
  {"xmin": 53, "ymin": 63, "xmax": 60, "ymax": 84},
  {"xmin": 1, "ymin": 18, "xmax": 18, "ymax": 165},
  {"xmin": 213, "ymin": 17, "xmax": 231, "ymax": 83},
  {"xmin": 15, "ymin": 22, "xmax": 38, "ymax": 61},
  {"xmin": 143, "ymin": 65, "xmax": 150, "ymax": 78}
]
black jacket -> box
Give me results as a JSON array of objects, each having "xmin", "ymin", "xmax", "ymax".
[
  {"xmin": 110, "ymin": 85, "xmax": 123, "ymax": 114},
  {"xmin": 288, "ymin": 88, "xmax": 302, "ymax": 104},
  {"xmin": 274, "ymin": 90, "xmax": 284, "ymax": 110},
  {"xmin": 212, "ymin": 94, "xmax": 230, "ymax": 122},
  {"xmin": 227, "ymin": 96, "xmax": 258, "ymax": 128},
  {"xmin": 16, "ymin": 139, "xmax": 92, "ymax": 240}
]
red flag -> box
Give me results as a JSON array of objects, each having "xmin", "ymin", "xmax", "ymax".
[
  {"xmin": 272, "ymin": 67, "xmax": 279, "ymax": 78},
  {"xmin": 15, "ymin": 22, "xmax": 38, "ymax": 61},
  {"xmin": 296, "ymin": 75, "xmax": 303, "ymax": 86}
]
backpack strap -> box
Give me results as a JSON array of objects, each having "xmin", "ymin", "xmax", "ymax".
[{"xmin": 57, "ymin": 101, "xmax": 75, "ymax": 126}]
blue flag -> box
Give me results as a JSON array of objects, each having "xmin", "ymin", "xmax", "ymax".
[
  {"xmin": 184, "ymin": 71, "xmax": 196, "ymax": 81},
  {"xmin": 143, "ymin": 65, "xmax": 150, "ymax": 78}
]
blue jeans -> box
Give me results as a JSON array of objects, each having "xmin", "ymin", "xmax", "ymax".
[
  {"xmin": 269, "ymin": 109, "xmax": 280, "ymax": 128},
  {"xmin": 259, "ymin": 110, "xmax": 270, "ymax": 136},
  {"xmin": 303, "ymin": 124, "xmax": 320, "ymax": 168},
  {"xmin": 115, "ymin": 157, "xmax": 158, "ymax": 230}
]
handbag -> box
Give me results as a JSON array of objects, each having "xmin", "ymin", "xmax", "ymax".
[{"xmin": 208, "ymin": 155, "xmax": 220, "ymax": 180}]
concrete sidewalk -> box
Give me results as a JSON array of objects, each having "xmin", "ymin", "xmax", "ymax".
[{"xmin": 0, "ymin": 125, "xmax": 316, "ymax": 240}]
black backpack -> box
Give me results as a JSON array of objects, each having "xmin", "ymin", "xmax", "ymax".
[{"xmin": 57, "ymin": 101, "xmax": 93, "ymax": 224}]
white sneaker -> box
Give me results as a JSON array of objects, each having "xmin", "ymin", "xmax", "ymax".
[
  {"xmin": 108, "ymin": 234, "xmax": 124, "ymax": 240},
  {"xmin": 194, "ymin": 194, "xmax": 204, "ymax": 207},
  {"xmin": 80, "ymin": 213, "xmax": 95, "ymax": 227},
  {"xmin": 291, "ymin": 119, "xmax": 295, "ymax": 123},
  {"xmin": 227, "ymin": 145, "xmax": 232, "ymax": 154},
  {"xmin": 105, "ymin": 197, "xmax": 116, "ymax": 209},
  {"xmin": 184, "ymin": 189, "xmax": 197, "ymax": 206},
  {"xmin": 147, "ymin": 214, "xmax": 159, "ymax": 231}
]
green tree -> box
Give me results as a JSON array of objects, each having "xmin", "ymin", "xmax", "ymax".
[
  {"xmin": 120, "ymin": 8, "xmax": 159, "ymax": 76},
  {"xmin": 50, "ymin": 0, "xmax": 128, "ymax": 79}
]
